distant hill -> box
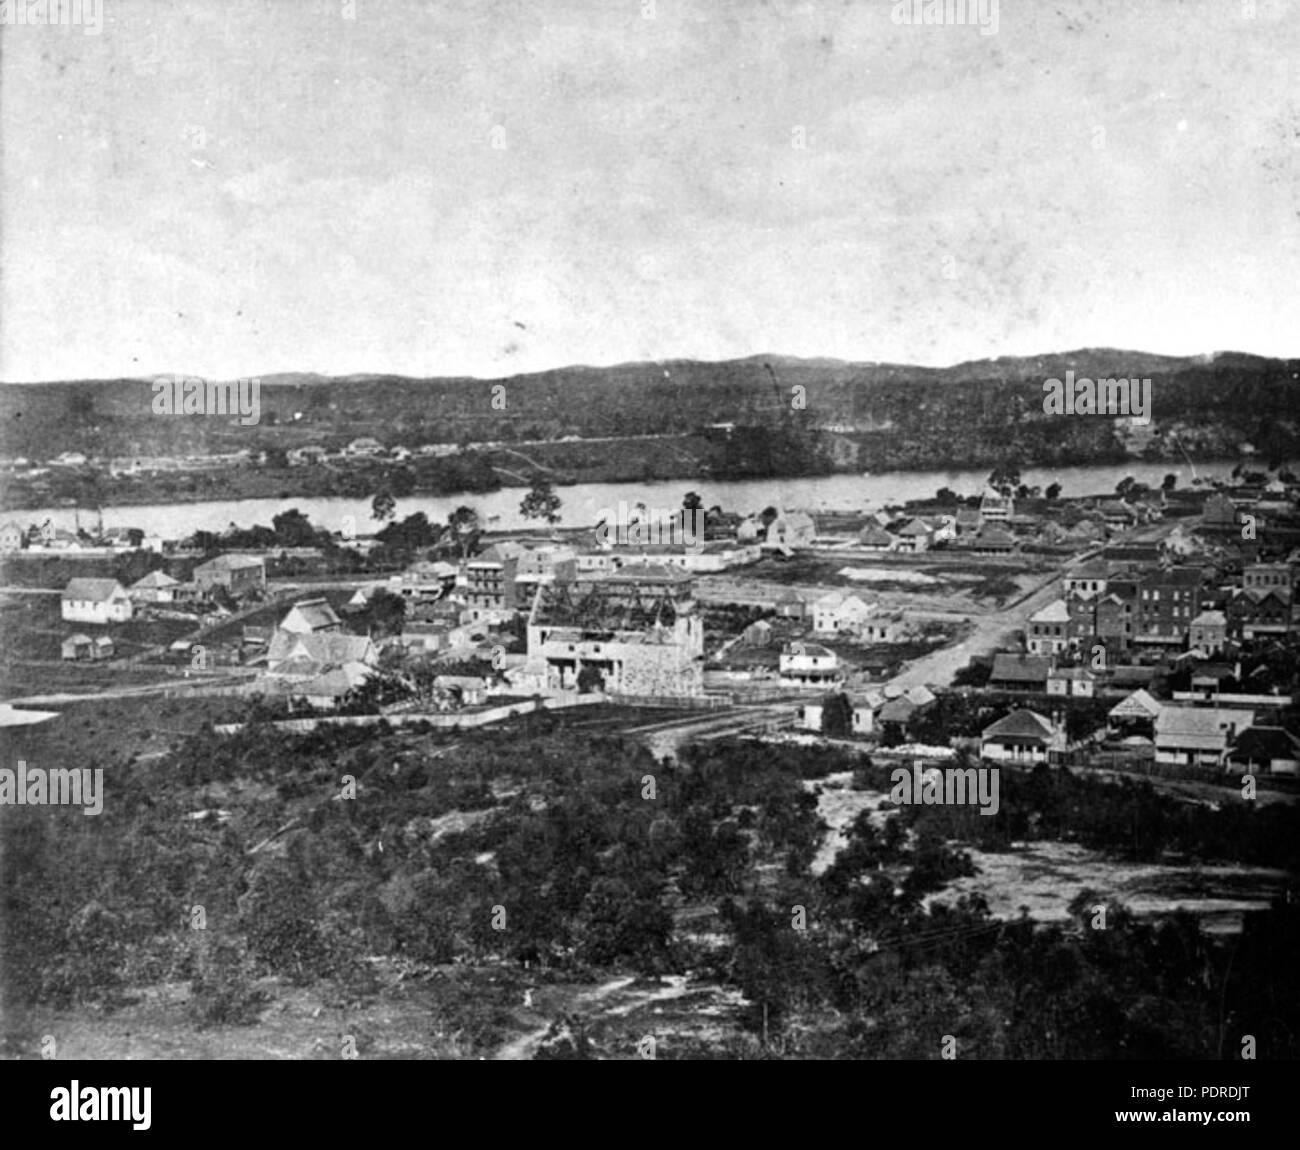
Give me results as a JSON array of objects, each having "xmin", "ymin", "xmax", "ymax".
[{"xmin": 1, "ymin": 349, "xmax": 1296, "ymax": 470}]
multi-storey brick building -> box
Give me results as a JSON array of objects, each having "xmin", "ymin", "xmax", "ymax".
[
  {"xmin": 1242, "ymin": 562, "xmax": 1294, "ymax": 601},
  {"xmin": 1135, "ymin": 566, "xmax": 1203, "ymax": 649},
  {"xmin": 1027, "ymin": 599, "xmax": 1071, "ymax": 655},
  {"xmin": 463, "ymin": 554, "xmax": 520, "ymax": 621}
]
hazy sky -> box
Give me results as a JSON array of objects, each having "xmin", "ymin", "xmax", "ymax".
[{"xmin": 2, "ymin": 0, "xmax": 1298, "ymax": 381}]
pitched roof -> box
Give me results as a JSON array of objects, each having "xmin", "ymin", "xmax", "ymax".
[
  {"xmin": 296, "ymin": 663, "xmax": 371, "ymax": 698},
  {"xmin": 1109, "ymin": 688, "xmax": 1162, "ymax": 719},
  {"xmin": 973, "ymin": 526, "xmax": 1015, "ymax": 546},
  {"xmin": 195, "ymin": 554, "xmax": 264, "ymax": 572},
  {"xmin": 1030, "ymin": 599, "xmax": 1071, "ymax": 624},
  {"xmin": 858, "ymin": 527, "xmax": 896, "ymax": 547},
  {"xmin": 1228, "ymin": 726, "xmax": 1300, "ymax": 762},
  {"xmin": 1191, "ymin": 610, "xmax": 1227, "ymax": 627},
  {"xmin": 1154, "ymin": 706, "xmax": 1254, "ymax": 747},
  {"xmin": 1242, "ymin": 588, "xmax": 1290, "ymax": 608},
  {"xmin": 600, "ymin": 563, "xmax": 693, "ymax": 585},
  {"xmin": 982, "ymin": 709, "xmax": 1055, "ymax": 741},
  {"xmin": 267, "ymin": 631, "xmax": 375, "ymax": 673},
  {"xmin": 1066, "ymin": 559, "xmax": 1110, "ymax": 579},
  {"xmin": 815, "ymin": 590, "xmax": 871, "ymax": 613},
  {"xmin": 281, "ymin": 597, "xmax": 342, "ymax": 631},
  {"xmin": 62, "ymin": 577, "xmax": 125, "ymax": 602},
  {"xmin": 877, "ymin": 696, "xmax": 917, "ymax": 723},
  {"xmin": 990, "ymin": 653, "xmax": 1052, "ymax": 682},
  {"xmin": 130, "ymin": 570, "xmax": 180, "ymax": 589},
  {"xmin": 897, "ymin": 518, "xmax": 932, "ymax": 536},
  {"xmin": 770, "ymin": 510, "xmax": 816, "ymax": 530}
]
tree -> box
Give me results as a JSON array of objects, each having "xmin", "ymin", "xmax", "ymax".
[
  {"xmin": 357, "ymin": 588, "xmax": 406, "ymax": 637},
  {"xmin": 447, "ymin": 506, "xmax": 480, "ymax": 558},
  {"xmin": 189, "ymin": 529, "xmax": 221, "ymax": 555},
  {"xmin": 935, "ymin": 487, "xmax": 959, "ymax": 504},
  {"xmin": 1115, "ymin": 475, "xmax": 1137, "ymax": 499},
  {"xmin": 1162, "ymin": 473, "xmax": 1178, "ymax": 491},
  {"xmin": 1045, "ymin": 482, "xmax": 1062, "ymax": 501},
  {"xmin": 371, "ymin": 490, "xmax": 396, "ymax": 523},
  {"xmin": 375, "ymin": 512, "xmax": 441, "ymax": 551},
  {"xmin": 988, "ymin": 464, "xmax": 1020, "ymax": 497},
  {"xmin": 271, "ymin": 508, "xmax": 321, "ymax": 548},
  {"xmin": 262, "ymin": 447, "xmax": 289, "ymax": 469},
  {"xmin": 576, "ymin": 664, "xmax": 605, "ymax": 694},
  {"xmin": 821, "ymin": 692, "xmax": 853, "ymax": 738},
  {"xmin": 683, "ymin": 491, "xmax": 704, "ymax": 512},
  {"xmin": 520, "ymin": 476, "xmax": 562, "ymax": 526}
]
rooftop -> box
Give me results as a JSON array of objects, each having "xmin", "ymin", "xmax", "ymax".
[
  {"xmin": 62, "ymin": 577, "xmax": 125, "ymax": 601},
  {"xmin": 983, "ymin": 709, "xmax": 1055, "ymax": 741},
  {"xmin": 1030, "ymin": 599, "xmax": 1071, "ymax": 624},
  {"xmin": 990, "ymin": 653, "xmax": 1052, "ymax": 682},
  {"xmin": 195, "ymin": 554, "xmax": 264, "ymax": 572}
]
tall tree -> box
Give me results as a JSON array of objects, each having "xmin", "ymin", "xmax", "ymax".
[
  {"xmin": 821, "ymin": 692, "xmax": 853, "ymax": 738},
  {"xmin": 271, "ymin": 508, "xmax": 320, "ymax": 548},
  {"xmin": 520, "ymin": 477, "xmax": 562, "ymax": 526},
  {"xmin": 988, "ymin": 464, "xmax": 1020, "ymax": 497},
  {"xmin": 447, "ymin": 506, "xmax": 481, "ymax": 557},
  {"xmin": 371, "ymin": 490, "xmax": 396, "ymax": 523}
]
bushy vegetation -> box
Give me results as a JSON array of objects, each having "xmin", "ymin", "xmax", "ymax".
[{"xmin": 2, "ymin": 711, "xmax": 1297, "ymax": 1058}]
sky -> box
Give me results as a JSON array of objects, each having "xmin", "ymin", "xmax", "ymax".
[{"xmin": 1, "ymin": 0, "xmax": 1298, "ymax": 382}]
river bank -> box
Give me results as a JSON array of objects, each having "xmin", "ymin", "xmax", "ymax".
[{"xmin": 3, "ymin": 460, "xmax": 1237, "ymax": 539}]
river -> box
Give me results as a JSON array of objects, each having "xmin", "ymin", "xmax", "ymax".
[{"xmin": 16, "ymin": 460, "xmax": 1233, "ymax": 538}]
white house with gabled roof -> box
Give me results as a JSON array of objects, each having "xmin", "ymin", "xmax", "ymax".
[{"xmin": 61, "ymin": 578, "xmax": 132, "ymax": 625}]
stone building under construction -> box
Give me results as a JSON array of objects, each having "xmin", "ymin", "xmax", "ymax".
[{"xmin": 520, "ymin": 564, "xmax": 704, "ymax": 697}]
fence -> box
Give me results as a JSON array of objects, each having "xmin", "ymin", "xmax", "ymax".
[
  {"xmin": 607, "ymin": 692, "xmax": 735, "ymax": 710},
  {"xmin": 211, "ymin": 692, "xmax": 605, "ymax": 735}
]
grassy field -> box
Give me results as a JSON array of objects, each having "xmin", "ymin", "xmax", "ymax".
[
  {"xmin": 0, "ymin": 593, "xmax": 208, "ymax": 697},
  {"xmin": 0, "ymin": 694, "xmax": 256, "ymax": 767}
]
